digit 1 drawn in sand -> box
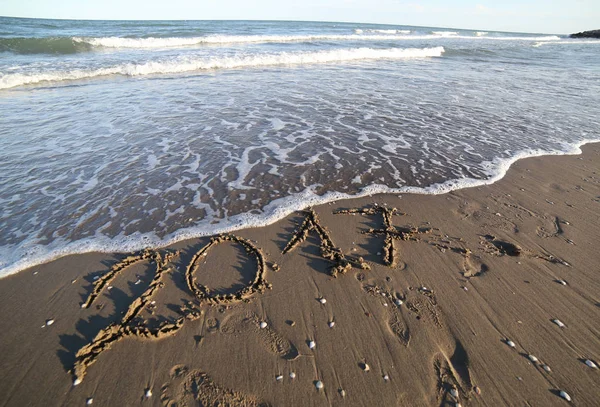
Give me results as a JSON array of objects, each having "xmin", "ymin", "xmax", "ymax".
[
  {"xmin": 283, "ymin": 208, "xmax": 369, "ymax": 277},
  {"xmin": 185, "ymin": 234, "xmax": 272, "ymax": 307},
  {"xmin": 72, "ymin": 250, "xmax": 183, "ymax": 384}
]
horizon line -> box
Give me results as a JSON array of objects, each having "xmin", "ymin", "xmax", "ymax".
[{"xmin": 0, "ymin": 15, "xmax": 560, "ymax": 36}]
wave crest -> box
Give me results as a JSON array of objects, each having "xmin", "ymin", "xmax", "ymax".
[{"xmin": 0, "ymin": 46, "xmax": 445, "ymax": 89}]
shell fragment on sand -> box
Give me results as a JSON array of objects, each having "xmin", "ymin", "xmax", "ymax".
[
  {"xmin": 289, "ymin": 372, "xmax": 296, "ymax": 379},
  {"xmin": 339, "ymin": 389, "xmax": 346, "ymax": 397},
  {"xmin": 276, "ymin": 375, "xmax": 283, "ymax": 381},
  {"xmin": 506, "ymin": 339, "xmax": 516, "ymax": 348},
  {"xmin": 46, "ymin": 319, "xmax": 54, "ymax": 326},
  {"xmin": 309, "ymin": 340, "xmax": 316, "ymax": 349},
  {"xmin": 552, "ymin": 319, "xmax": 566, "ymax": 328},
  {"xmin": 259, "ymin": 321, "xmax": 267, "ymax": 329},
  {"xmin": 450, "ymin": 388, "xmax": 459, "ymax": 398},
  {"xmin": 528, "ymin": 354, "xmax": 539, "ymax": 363},
  {"xmin": 315, "ymin": 380, "xmax": 324, "ymax": 390},
  {"xmin": 328, "ymin": 321, "xmax": 335, "ymax": 328},
  {"xmin": 559, "ymin": 390, "xmax": 571, "ymax": 402},
  {"xmin": 361, "ymin": 363, "xmax": 370, "ymax": 372},
  {"xmin": 319, "ymin": 298, "xmax": 327, "ymax": 304},
  {"xmin": 383, "ymin": 374, "xmax": 389, "ymax": 381},
  {"xmin": 542, "ymin": 364, "xmax": 552, "ymax": 372},
  {"xmin": 585, "ymin": 359, "xmax": 598, "ymax": 369},
  {"xmin": 86, "ymin": 398, "xmax": 93, "ymax": 405},
  {"xmin": 144, "ymin": 389, "xmax": 152, "ymax": 398},
  {"xmin": 73, "ymin": 378, "xmax": 82, "ymax": 386},
  {"xmin": 395, "ymin": 299, "xmax": 403, "ymax": 306}
]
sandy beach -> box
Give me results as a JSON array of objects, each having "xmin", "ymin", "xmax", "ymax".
[{"xmin": 0, "ymin": 143, "xmax": 599, "ymax": 406}]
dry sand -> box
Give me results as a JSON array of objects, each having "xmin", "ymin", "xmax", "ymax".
[{"xmin": 0, "ymin": 143, "xmax": 599, "ymax": 406}]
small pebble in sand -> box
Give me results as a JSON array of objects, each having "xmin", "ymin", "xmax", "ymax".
[
  {"xmin": 463, "ymin": 286, "xmax": 468, "ymax": 291},
  {"xmin": 309, "ymin": 340, "xmax": 316, "ymax": 349},
  {"xmin": 450, "ymin": 388, "xmax": 459, "ymax": 398},
  {"xmin": 585, "ymin": 359, "xmax": 598, "ymax": 369},
  {"xmin": 559, "ymin": 390, "xmax": 571, "ymax": 402},
  {"xmin": 289, "ymin": 372, "xmax": 296, "ymax": 379},
  {"xmin": 528, "ymin": 355, "xmax": 539, "ymax": 363},
  {"xmin": 93, "ymin": 276, "xmax": 99, "ymax": 281},
  {"xmin": 506, "ymin": 339, "xmax": 516, "ymax": 348},
  {"xmin": 276, "ymin": 375, "xmax": 283, "ymax": 381},
  {"xmin": 46, "ymin": 319, "xmax": 54, "ymax": 326},
  {"xmin": 552, "ymin": 319, "xmax": 566, "ymax": 328},
  {"xmin": 361, "ymin": 363, "xmax": 370, "ymax": 372},
  {"xmin": 259, "ymin": 321, "xmax": 267, "ymax": 329},
  {"xmin": 339, "ymin": 389, "xmax": 346, "ymax": 397},
  {"xmin": 73, "ymin": 378, "xmax": 82, "ymax": 386},
  {"xmin": 383, "ymin": 303, "xmax": 388, "ymax": 307},
  {"xmin": 542, "ymin": 364, "xmax": 552, "ymax": 373},
  {"xmin": 328, "ymin": 321, "xmax": 335, "ymax": 328},
  {"xmin": 144, "ymin": 389, "xmax": 152, "ymax": 398},
  {"xmin": 86, "ymin": 398, "xmax": 94, "ymax": 405},
  {"xmin": 319, "ymin": 298, "xmax": 327, "ymax": 304},
  {"xmin": 383, "ymin": 374, "xmax": 389, "ymax": 381},
  {"xmin": 315, "ymin": 381, "xmax": 324, "ymax": 390}
]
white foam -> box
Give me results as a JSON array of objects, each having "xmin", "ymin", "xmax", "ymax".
[
  {"xmin": 1, "ymin": 138, "xmax": 598, "ymax": 279},
  {"xmin": 74, "ymin": 33, "xmax": 420, "ymax": 48},
  {"xmin": 475, "ymin": 32, "xmax": 488, "ymax": 36},
  {"xmin": 432, "ymin": 31, "xmax": 459, "ymax": 36},
  {"xmin": 0, "ymin": 47, "xmax": 445, "ymax": 89},
  {"xmin": 533, "ymin": 39, "xmax": 600, "ymax": 47}
]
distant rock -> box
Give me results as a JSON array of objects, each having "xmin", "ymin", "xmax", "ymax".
[{"xmin": 570, "ymin": 29, "xmax": 600, "ymax": 38}]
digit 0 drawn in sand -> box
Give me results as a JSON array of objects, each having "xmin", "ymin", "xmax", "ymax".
[
  {"xmin": 160, "ymin": 365, "xmax": 269, "ymax": 407},
  {"xmin": 73, "ymin": 250, "xmax": 183, "ymax": 385},
  {"xmin": 220, "ymin": 311, "xmax": 299, "ymax": 360},
  {"xmin": 185, "ymin": 234, "xmax": 272, "ymax": 306},
  {"xmin": 283, "ymin": 208, "xmax": 370, "ymax": 277}
]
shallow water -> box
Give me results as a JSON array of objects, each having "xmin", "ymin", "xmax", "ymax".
[{"xmin": 1, "ymin": 17, "xmax": 599, "ymax": 276}]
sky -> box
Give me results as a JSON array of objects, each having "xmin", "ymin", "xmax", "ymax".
[{"xmin": 1, "ymin": 0, "xmax": 598, "ymax": 34}]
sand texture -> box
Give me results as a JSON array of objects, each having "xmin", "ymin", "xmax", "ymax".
[{"xmin": 0, "ymin": 144, "xmax": 599, "ymax": 406}]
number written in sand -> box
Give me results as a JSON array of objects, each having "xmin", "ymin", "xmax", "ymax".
[{"xmin": 73, "ymin": 235, "xmax": 273, "ymax": 385}]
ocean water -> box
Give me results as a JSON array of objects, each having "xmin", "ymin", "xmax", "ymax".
[{"xmin": 1, "ymin": 17, "xmax": 599, "ymax": 277}]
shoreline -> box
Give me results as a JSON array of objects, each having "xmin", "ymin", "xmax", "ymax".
[
  {"xmin": 2, "ymin": 138, "xmax": 599, "ymax": 280},
  {"xmin": 0, "ymin": 142, "xmax": 599, "ymax": 406}
]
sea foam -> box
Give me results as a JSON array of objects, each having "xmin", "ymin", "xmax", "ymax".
[
  {"xmin": 0, "ymin": 46, "xmax": 445, "ymax": 89},
  {"xmin": 0, "ymin": 138, "xmax": 597, "ymax": 279}
]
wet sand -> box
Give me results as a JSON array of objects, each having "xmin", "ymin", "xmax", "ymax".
[{"xmin": 0, "ymin": 143, "xmax": 599, "ymax": 406}]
